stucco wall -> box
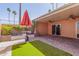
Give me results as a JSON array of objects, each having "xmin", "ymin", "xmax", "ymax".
[
  {"xmin": 48, "ymin": 19, "xmax": 77, "ymax": 38},
  {"xmin": 48, "ymin": 22, "xmax": 52, "ymax": 35},
  {"xmin": 36, "ymin": 22, "xmax": 48, "ymax": 36},
  {"xmin": 36, "ymin": 18, "xmax": 79, "ymax": 38}
]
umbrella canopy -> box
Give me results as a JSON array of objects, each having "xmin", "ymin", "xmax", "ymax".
[{"xmin": 20, "ymin": 10, "xmax": 32, "ymax": 27}]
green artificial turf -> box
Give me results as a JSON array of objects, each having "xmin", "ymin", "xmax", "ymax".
[
  {"xmin": 12, "ymin": 40, "xmax": 72, "ymax": 56},
  {"xmin": 12, "ymin": 42, "xmax": 44, "ymax": 56}
]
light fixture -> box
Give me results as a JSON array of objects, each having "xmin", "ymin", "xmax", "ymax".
[
  {"xmin": 48, "ymin": 20, "xmax": 53, "ymax": 23},
  {"xmin": 69, "ymin": 15, "xmax": 76, "ymax": 19},
  {"xmin": 69, "ymin": 15, "xmax": 79, "ymax": 19}
]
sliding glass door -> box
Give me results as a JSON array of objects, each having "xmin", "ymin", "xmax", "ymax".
[{"xmin": 52, "ymin": 24, "xmax": 61, "ymax": 35}]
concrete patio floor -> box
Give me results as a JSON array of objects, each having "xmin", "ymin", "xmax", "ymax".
[{"xmin": 34, "ymin": 36, "xmax": 79, "ymax": 56}]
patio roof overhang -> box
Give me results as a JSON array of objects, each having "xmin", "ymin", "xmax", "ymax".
[{"xmin": 34, "ymin": 4, "xmax": 79, "ymax": 22}]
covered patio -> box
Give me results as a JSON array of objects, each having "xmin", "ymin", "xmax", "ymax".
[
  {"xmin": 35, "ymin": 4, "xmax": 79, "ymax": 39},
  {"xmin": 34, "ymin": 4, "xmax": 79, "ymax": 56}
]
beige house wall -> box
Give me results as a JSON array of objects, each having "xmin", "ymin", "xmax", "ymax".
[
  {"xmin": 36, "ymin": 19, "xmax": 79, "ymax": 38},
  {"xmin": 48, "ymin": 19, "xmax": 78, "ymax": 38},
  {"xmin": 36, "ymin": 21, "xmax": 48, "ymax": 36},
  {"xmin": 48, "ymin": 22, "xmax": 52, "ymax": 35}
]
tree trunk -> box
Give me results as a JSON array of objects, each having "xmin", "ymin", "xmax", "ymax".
[
  {"xmin": 8, "ymin": 12, "xmax": 10, "ymax": 24},
  {"xmin": 14, "ymin": 15, "xmax": 15, "ymax": 25}
]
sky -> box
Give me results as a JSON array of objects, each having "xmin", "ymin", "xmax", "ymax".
[{"xmin": 0, "ymin": 3, "xmax": 65, "ymax": 24}]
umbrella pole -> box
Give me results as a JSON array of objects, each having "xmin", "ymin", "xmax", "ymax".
[{"xmin": 25, "ymin": 26, "xmax": 29, "ymax": 42}]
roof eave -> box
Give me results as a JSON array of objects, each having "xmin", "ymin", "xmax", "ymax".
[{"xmin": 34, "ymin": 3, "xmax": 79, "ymax": 22}]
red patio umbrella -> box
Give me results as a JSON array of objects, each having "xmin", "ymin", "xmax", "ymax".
[
  {"xmin": 20, "ymin": 10, "xmax": 32, "ymax": 42},
  {"xmin": 20, "ymin": 10, "xmax": 32, "ymax": 27}
]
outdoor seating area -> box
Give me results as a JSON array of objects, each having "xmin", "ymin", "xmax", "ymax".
[{"xmin": 0, "ymin": 3, "xmax": 79, "ymax": 56}]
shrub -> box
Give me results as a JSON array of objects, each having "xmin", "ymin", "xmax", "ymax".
[
  {"xmin": 13, "ymin": 25, "xmax": 22, "ymax": 31},
  {"xmin": 11, "ymin": 25, "xmax": 23, "ymax": 35},
  {"xmin": 21, "ymin": 27, "xmax": 28, "ymax": 31},
  {"xmin": 1, "ymin": 25, "xmax": 31, "ymax": 35},
  {"xmin": 1, "ymin": 25, "xmax": 13, "ymax": 35}
]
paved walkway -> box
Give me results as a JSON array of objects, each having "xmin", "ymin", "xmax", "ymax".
[
  {"xmin": 0, "ymin": 46, "xmax": 12, "ymax": 56},
  {"xmin": 0, "ymin": 34, "xmax": 34, "ymax": 56},
  {"xmin": 0, "ymin": 39, "xmax": 25, "ymax": 48},
  {"xmin": 0, "ymin": 39, "xmax": 25, "ymax": 56},
  {"xmin": 34, "ymin": 36, "xmax": 79, "ymax": 56}
]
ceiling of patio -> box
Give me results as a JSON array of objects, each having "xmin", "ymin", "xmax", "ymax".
[{"xmin": 35, "ymin": 4, "xmax": 79, "ymax": 22}]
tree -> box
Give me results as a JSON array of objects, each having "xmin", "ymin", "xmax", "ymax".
[
  {"xmin": 12, "ymin": 11, "xmax": 17, "ymax": 24},
  {"xmin": 7, "ymin": 8, "xmax": 11, "ymax": 24},
  {"xmin": 48, "ymin": 9, "xmax": 51, "ymax": 13}
]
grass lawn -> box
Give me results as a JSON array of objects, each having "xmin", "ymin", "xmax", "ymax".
[{"xmin": 12, "ymin": 40, "xmax": 72, "ymax": 56}]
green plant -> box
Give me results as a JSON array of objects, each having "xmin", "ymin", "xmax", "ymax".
[
  {"xmin": 13, "ymin": 25, "xmax": 22, "ymax": 31},
  {"xmin": 12, "ymin": 40, "xmax": 72, "ymax": 56},
  {"xmin": 1, "ymin": 25, "xmax": 13, "ymax": 35},
  {"xmin": 1, "ymin": 25, "xmax": 27, "ymax": 35},
  {"xmin": 21, "ymin": 27, "xmax": 28, "ymax": 31},
  {"xmin": 10, "ymin": 25, "xmax": 23, "ymax": 35}
]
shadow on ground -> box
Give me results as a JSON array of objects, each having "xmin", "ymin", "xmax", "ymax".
[
  {"xmin": 12, "ymin": 43, "xmax": 26, "ymax": 50},
  {"xmin": 30, "ymin": 40, "xmax": 72, "ymax": 56}
]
